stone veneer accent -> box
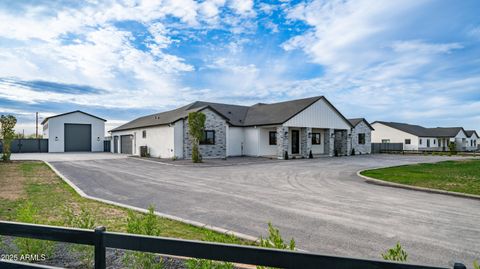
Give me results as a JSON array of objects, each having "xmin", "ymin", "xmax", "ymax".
[
  {"xmin": 183, "ymin": 108, "xmax": 227, "ymax": 159},
  {"xmin": 334, "ymin": 129, "xmax": 351, "ymax": 156},
  {"xmin": 351, "ymin": 121, "xmax": 372, "ymax": 154},
  {"xmin": 300, "ymin": 127, "xmax": 312, "ymax": 158},
  {"xmin": 276, "ymin": 126, "xmax": 289, "ymax": 159}
]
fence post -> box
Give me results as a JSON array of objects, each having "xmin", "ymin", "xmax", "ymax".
[
  {"xmin": 453, "ymin": 262, "xmax": 466, "ymax": 269},
  {"xmin": 94, "ymin": 226, "xmax": 106, "ymax": 269}
]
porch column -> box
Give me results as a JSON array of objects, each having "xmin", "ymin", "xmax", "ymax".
[
  {"xmin": 346, "ymin": 129, "xmax": 352, "ymax": 156},
  {"xmin": 325, "ymin": 129, "xmax": 334, "ymax": 157},
  {"xmin": 277, "ymin": 126, "xmax": 289, "ymax": 159},
  {"xmin": 301, "ymin": 127, "xmax": 312, "ymax": 158}
]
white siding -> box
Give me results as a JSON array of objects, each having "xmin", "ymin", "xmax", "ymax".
[
  {"xmin": 284, "ymin": 98, "xmax": 350, "ymax": 130},
  {"xmin": 111, "ymin": 125, "xmax": 175, "ymax": 158},
  {"xmin": 244, "ymin": 127, "xmax": 259, "ymax": 156},
  {"xmin": 371, "ymin": 123, "xmax": 419, "ymax": 150},
  {"xmin": 227, "ymin": 127, "xmax": 244, "ymax": 156},
  {"xmin": 258, "ymin": 127, "xmax": 277, "ymax": 156},
  {"xmin": 45, "ymin": 112, "xmax": 105, "ymax": 153}
]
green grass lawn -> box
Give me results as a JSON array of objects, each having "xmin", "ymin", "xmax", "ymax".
[
  {"xmin": 360, "ymin": 159, "xmax": 480, "ymax": 196},
  {"xmin": 0, "ymin": 161, "xmax": 248, "ymax": 244}
]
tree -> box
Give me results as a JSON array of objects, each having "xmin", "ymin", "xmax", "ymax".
[
  {"xmin": 0, "ymin": 115, "xmax": 17, "ymax": 162},
  {"xmin": 188, "ymin": 112, "xmax": 206, "ymax": 163}
]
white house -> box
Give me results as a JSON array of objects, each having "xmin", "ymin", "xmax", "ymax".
[
  {"xmin": 42, "ymin": 111, "xmax": 106, "ymax": 152},
  {"xmin": 465, "ymin": 130, "xmax": 479, "ymax": 151},
  {"xmin": 110, "ymin": 96, "xmax": 365, "ymax": 159},
  {"xmin": 371, "ymin": 121, "xmax": 471, "ymax": 151}
]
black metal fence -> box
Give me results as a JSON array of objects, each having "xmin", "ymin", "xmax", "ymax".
[
  {"xmin": 0, "ymin": 221, "xmax": 467, "ymax": 269},
  {"xmin": 371, "ymin": 143, "xmax": 404, "ymax": 153},
  {"xmin": 0, "ymin": 139, "xmax": 48, "ymax": 153}
]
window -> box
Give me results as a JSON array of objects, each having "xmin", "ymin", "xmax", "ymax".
[
  {"xmin": 142, "ymin": 130, "xmax": 147, "ymax": 138},
  {"xmin": 405, "ymin": 139, "xmax": 411, "ymax": 145},
  {"xmin": 312, "ymin": 133, "xmax": 321, "ymax": 145},
  {"xmin": 433, "ymin": 139, "xmax": 436, "ymax": 145},
  {"xmin": 427, "ymin": 139, "xmax": 430, "ymax": 147},
  {"xmin": 269, "ymin": 131, "xmax": 277, "ymax": 145},
  {"xmin": 419, "ymin": 139, "xmax": 422, "ymax": 145},
  {"xmin": 358, "ymin": 133, "xmax": 366, "ymax": 145},
  {"xmin": 200, "ymin": 130, "xmax": 215, "ymax": 145},
  {"xmin": 381, "ymin": 139, "xmax": 390, "ymax": 144}
]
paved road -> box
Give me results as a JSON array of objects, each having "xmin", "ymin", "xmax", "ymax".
[{"xmin": 47, "ymin": 154, "xmax": 480, "ymax": 266}]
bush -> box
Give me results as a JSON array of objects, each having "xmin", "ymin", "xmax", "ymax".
[
  {"xmin": 123, "ymin": 205, "xmax": 164, "ymax": 269},
  {"xmin": 64, "ymin": 206, "xmax": 96, "ymax": 266},
  {"xmin": 257, "ymin": 223, "xmax": 295, "ymax": 269},
  {"xmin": 309, "ymin": 150, "xmax": 313, "ymax": 159},
  {"xmin": 448, "ymin": 142, "xmax": 457, "ymax": 155},
  {"xmin": 1, "ymin": 114, "xmax": 17, "ymax": 162},
  {"xmin": 473, "ymin": 260, "xmax": 479, "ymax": 269},
  {"xmin": 188, "ymin": 112, "xmax": 206, "ymax": 163},
  {"xmin": 13, "ymin": 202, "xmax": 55, "ymax": 260},
  {"xmin": 381, "ymin": 242, "xmax": 408, "ymax": 262}
]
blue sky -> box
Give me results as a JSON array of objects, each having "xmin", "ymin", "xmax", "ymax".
[{"xmin": 0, "ymin": 0, "xmax": 479, "ymax": 134}]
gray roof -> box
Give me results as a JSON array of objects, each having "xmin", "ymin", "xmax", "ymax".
[
  {"xmin": 41, "ymin": 110, "xmax": 106, "ymax": 125},
  {"xmin": 348, "ymin": 118, "xmax": 374, "ymax": 130},
  {"xmin": 465, "ymin": 130, "xmax": 479, "ymax": 138},
  {"xmin": 111, "ymin": 96, "xmax": 352, "ymax": 132},
  {"xmin": 372, "ymin": 121, "xmax": 465, "ymax": 137}
]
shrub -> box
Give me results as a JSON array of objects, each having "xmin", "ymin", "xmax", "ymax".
[
  {"xmin": 473, "ymin": 260, "xmax": 479, "ymax": 269},
  {"xmin": 64, "ymin": 206, "xmax": 96, "ymax": 266},
  {"xmin": 188, "ymin": 112, "xmax": 206, "ymax": 163},
  {"xmin": 381, "ymin": 242, "xmax": 408, "ymax": 262},
  {"xmin": 309, "ymin": 150, "xmax": 313, "ymax": 159},
  {"xmin": 257, "ymin": 223, "xmax": 295, "ymax": 269},
  {"xmin": 123, "ymin": 205, "xmax": 164, "ymax": 269},
  {"xmin": 284, "ymin": 150, "xmax": 289, "ymax": 160},
  {"xmin": 351, "ymin": 148, "xmax": 355, "ymax": 156},
  {"xmin": 0, "ymin": 114, "xmax": 17, "ymax": 162},
  {"xmin": 448, "ymin": 142, "xmax": 457, "ymax": 155},
  {"xmin": 14, "ymin": 202, "xmax": 55, "ymax": 260}
]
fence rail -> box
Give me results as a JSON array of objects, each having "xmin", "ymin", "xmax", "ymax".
[{"xmin": 0, "ymin": 221, "xmax": 467, "ymax": 269}]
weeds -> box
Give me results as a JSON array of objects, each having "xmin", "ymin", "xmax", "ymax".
[
  {"xmin": 123, "ymin": 205, "xmax": 164, "ymax": 269},
  {"xmin": 64, "ymin": 206, "xmax": 96, "ymax": 267},
  {"xmin": 381, "ymin": 242, "xmax": 408, "ymax": 262}
]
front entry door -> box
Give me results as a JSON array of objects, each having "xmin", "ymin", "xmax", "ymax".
[{"xmin": 292, "ymin": 130, "xmax": 300, "ymax": 154}]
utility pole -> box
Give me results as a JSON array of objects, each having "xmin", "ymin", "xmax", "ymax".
[{"xmin": 36, "ymin": 112, "xmax": 38, "ymax": 138}]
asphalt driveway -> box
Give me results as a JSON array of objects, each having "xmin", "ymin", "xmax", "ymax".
[{"xmin": 47, "ymin": 154, "xmax": 480, "ymax": 266}]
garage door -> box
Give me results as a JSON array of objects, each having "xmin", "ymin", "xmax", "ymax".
[
  {"xmin": 121, "ymin": 135, "xmax": 133, "ymax": 154},
  {"xmin": 64, "ymin": 124, "xmax": 91, "ymax": 152}
]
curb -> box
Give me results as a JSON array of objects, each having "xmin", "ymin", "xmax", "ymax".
[
  {"xmin": 356, "ymin": 169, "xmax": 480, "ymax": 201},
  {"xmin": 44, "ymin": 161, "xmax": 260, "ymax": 243}
]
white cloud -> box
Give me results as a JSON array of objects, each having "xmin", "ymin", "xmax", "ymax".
[{"xmin": 228, "ymin": 0, "xmax": 255, "ymax": 17}]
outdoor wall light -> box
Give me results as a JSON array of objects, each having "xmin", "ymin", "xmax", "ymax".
[
  {"xmin": 284, "ymin": 131, "xmax": 288, "ymax": 136},
  {"xmin": 55, "ymin": 136, "xmax": 58, "ymax": 141},
  {"xmin": 330, "ymin": 133, "xmax": 335, "ymax": 138},
  {"xmin": 308, "ymin": 132, "xmax": 312, "ymax": 138},
  {"xmin": 97, "ymin": 137, "xmax": 100, "ymax": 141}
]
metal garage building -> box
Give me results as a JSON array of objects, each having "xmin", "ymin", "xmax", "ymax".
[{"xmin": 42, "ymin": 111, "xmax": 106, "ymax": 152}]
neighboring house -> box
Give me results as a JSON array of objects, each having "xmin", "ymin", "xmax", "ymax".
[
  {"xmin": 371, "ymin": 121, "xmax": 470, "ymax": 151},
  {"xmin": 348, "ymin": 118, "xmax": 374, "ymax": 154},
  {"xmin": 465, "ymin": 130, "xmax": 479, "ymax": 151},
  {"xmin": 110, "ymin": 96, "xmax": 359, "ymax": 159},
  {"xmin": 42, "ymin": 110, "xmax": 106, "ymax": 152}
]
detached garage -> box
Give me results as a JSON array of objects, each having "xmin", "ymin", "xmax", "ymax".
[{"xmin": 42, "ymin": 110, "xmax": 106, "ymax": 152}]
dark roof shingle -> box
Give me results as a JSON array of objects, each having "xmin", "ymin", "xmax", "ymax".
[
  {"xmin": 111, "ymin": 96, "xmax": 351, "ymax": 132},
  {"xmin": 372, "ymin": 121, "xmax": 466, "ymax": 137}
]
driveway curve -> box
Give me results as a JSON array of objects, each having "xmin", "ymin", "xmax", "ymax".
[{"xmin": 48, "ymin": 154, "xmax": 480, "ymax": 267}]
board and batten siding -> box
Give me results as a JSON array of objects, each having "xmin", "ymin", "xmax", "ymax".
[
  {"xmin": 283, "ymin": 98, "xmax": 351, "ymax": 130},
  {"xmin": 45, "ymin": 112, "xmax": 105, "ymax": 153},
  {"xmin": 371, "ymin": 123, "xmax": 419, "ymax": 150}
]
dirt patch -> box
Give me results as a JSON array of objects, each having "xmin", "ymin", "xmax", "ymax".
[{"xmin": 0, "ymin": 163, "xmax": 26, "ymax": 200}]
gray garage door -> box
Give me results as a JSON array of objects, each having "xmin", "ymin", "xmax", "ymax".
[
  {"xmin": 64, "ymin": 124, "xmax": 91, "ymax": 152},
  {"xmin": 121, "ymin": 135, "xmax": 133, "ymax": 154}
]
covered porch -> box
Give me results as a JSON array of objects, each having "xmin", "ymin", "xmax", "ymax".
[{"xmin": 258, "ymin": 126, "xmax": 351, "ymax": 159}]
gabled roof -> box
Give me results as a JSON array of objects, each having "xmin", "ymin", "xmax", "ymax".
[
  {"xmin": 371, "ymin": 121, "xmax": 466, "ymax": 138},
  {"xmin": 41, "ymin": 110, "xmax": 106, "ymax": 125},
  {"xmin": 111, "ymin": 96, "xmax": 352, "ymax": 132},
  {"xmin": 465, "ymin": 130, "xmax": 479, "ymax": 138},
  {"xmin": 348, "ymin": 118, "xmax": 374, "ymax": 130}
]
